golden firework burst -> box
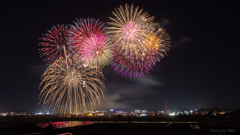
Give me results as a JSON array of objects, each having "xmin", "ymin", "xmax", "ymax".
[{"xmin": 39, "ymin": 55, "xmax": 105, "ymax": 115}]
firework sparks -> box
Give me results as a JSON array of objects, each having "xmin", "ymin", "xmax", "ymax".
[
  {"xmin": 111, "ymin": 48, "xmax": 157, "ymax": 79},
  {"xmin": 143, "ymin": 24, "xmax": 171, "ymax": 62},
  {"xmin": 39, "ymin": 55, "xmax": 105, "ymax": 115},
  {"xmin": 81, "ymin": 32, "xmax": 113, "ymax": 68},
  {"xmin": 39, "ymin": 24, "xmax": 72, "ymax": 64}
]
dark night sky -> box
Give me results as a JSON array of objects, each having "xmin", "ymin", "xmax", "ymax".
[{"xmin": 1, "ymin": 0, "xmax": 239, "ymax": 112}]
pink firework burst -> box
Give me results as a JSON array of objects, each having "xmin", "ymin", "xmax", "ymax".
[
  {"xmin": 70, "ymin": 18, "xmax": 113, "ymax": 68},
  {"xmin": 39, "ymin": 24, "xmax": 72, "ymax": 64}
]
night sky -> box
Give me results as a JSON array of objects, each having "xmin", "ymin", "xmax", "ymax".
[{"xmin": 1, "ymin": 0, "xmax": 239, "ymax": 112}]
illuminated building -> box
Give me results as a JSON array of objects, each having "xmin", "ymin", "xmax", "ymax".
[
  {"xmin": 134, "ymin": 109, "xmax": 141, "ymax": 113},
  {"xmin": 142, "ymin": 110, "xmax": 147, "ymax": 113}
]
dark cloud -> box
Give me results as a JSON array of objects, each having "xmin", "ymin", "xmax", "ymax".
[
  {"xmin": 159, "ymin": 19, "xmax": 169, "ymax": 27},
  {"xmin": 96, "ymin": 93, "xmax": 135, "ymax": 110},
  {"xmin": 96, "ymin": 75, "xmax": 164, "ymax": 110},
  {"xmin": 172, "ymin": 36, "xmax": 192, "ymax": 47}
]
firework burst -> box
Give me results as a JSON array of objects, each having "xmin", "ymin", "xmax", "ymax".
[
  {"xmin": 108, "ymin": 4, "xmax": 158, "ymax": 79},
  {"xmin": 143, "ymin": 24, "xmax": 171, "ymax": 62},
  {"xmin": 107, "ymin": 4, "xmax": 154, "ymax": 51},
  {"xmin": 111, "ymin": 48, "xmax": 157, "ymax": 79},
  {"xmin": 39, "ymin": 24, "xmax": 72, "ymax": 64},
  {"xmin": 69, "ymin": 18, "xmax": 113, "ymax": 68},
  {"xmin": 39, "ymin": 55, "xmax": 105, "ymax": 115},
  {"xmin": 82, "ymin": 33, "xmax": 113, "ymax": 67}
]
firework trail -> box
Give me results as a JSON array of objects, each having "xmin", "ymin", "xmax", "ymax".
[
  {"xmin": 39, "ymin": 24, "xmax": 72, "ymax": 64},
  {"xmin": 39, "ymin": 55, "xmax": 105, "ymax": 115}
]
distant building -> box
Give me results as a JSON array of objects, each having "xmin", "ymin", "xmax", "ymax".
[
  {"xmin": 134, "ymin": 109, "xmax": 141, "ymax": 113},
  {"xmin": 164, "ymin": 109, "xmax": 170, "ymax": 115},
  {"xmin": 147, "ymin": 111, "xmax": 156, "ymax": 116},
  {"xmin": 142, "ymin": 110, "xmax": 147, "ymax": 113},
  {"xmin": 164, "ymin": 100, "xmax": 170, "ymax": 115}
]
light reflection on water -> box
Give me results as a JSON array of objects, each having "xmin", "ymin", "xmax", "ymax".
[
  {"xmin": 37, "ymin": 121, "xmax": 93, "ymax": 128},
  {"xmin": 92, "ymin": 121, "xmax": 198, "ymax": 123}
]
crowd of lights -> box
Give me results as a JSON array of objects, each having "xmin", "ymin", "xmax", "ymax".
[{"xmin": 38, "ymin": 3, "xmax": 171, "ymax": 115}]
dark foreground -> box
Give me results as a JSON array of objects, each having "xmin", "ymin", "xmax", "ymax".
[{"xmin": 0, "ymin": 115, "xmax": 239, "ymax": 135}]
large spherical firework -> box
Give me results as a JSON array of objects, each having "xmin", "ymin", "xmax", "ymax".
[
  {"xmin": 107, "ymin": 4, "xmax": 158, "ymax": 79},
  {"xmin": 69, "ymin": 18, "xmax": 113, "ymax": 68},
  {"xmin": 39, "ymin": 24, "xmax": 72, "ymax": 64},
  {"xmin": 107, "ymin": 4, "xmax": 154, "ymax": 51},
  {"xmin": 39, "ymin": 55, "xmax": 105, "ymax": 115}
]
